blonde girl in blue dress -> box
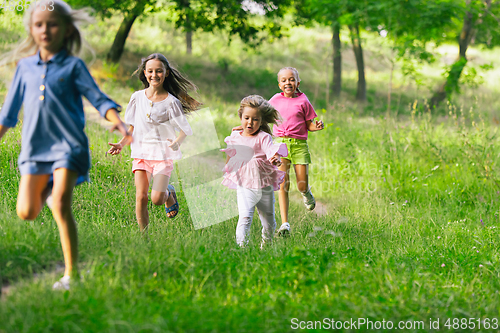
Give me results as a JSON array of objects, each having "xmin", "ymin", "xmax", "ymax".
[{"xmin": 0, "ymin": 0, "xmax": 130, "ymax": 290}]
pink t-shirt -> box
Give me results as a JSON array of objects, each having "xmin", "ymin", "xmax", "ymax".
[
  {"xmin": 221, "ymin": 130, "xmax": 288, "ymax": 190},
  {"xmin": 269, "ymin": 92, "xmax": 317, "ymax": 140}
]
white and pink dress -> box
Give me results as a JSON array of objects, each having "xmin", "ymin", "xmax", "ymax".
[{"xmin": 221, "ymin": 130, "xmax": 288, "ymax": 246}]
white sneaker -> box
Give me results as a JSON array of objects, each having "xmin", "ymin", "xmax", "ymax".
[
  {"xmin": 52, "ymin": 276, "xmax": 71, "ymax": 290},
  {"xmin": 301, "ymin": 189, "xmax": 316, "ymax": 210},
  {"xmin": 277, "ymin": 222, "xmax": 290, "ymax": 237}
]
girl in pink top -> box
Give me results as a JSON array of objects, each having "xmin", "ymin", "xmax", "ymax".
[
  {"xmin": 270, "ymin": 67, "xmax": 324, "ymax": 236},
  {"xmin": 222, "ymin": 95, "xmax": 288, "ymax": 248}
]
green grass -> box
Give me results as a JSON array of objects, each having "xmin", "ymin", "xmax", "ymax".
[{"xmin": 2, "ymin": 9, "xmax": 500, "ymax": 333}]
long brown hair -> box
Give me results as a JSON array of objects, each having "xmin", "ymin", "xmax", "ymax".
[
  {"xmin": 133, "ymin": 53, "xmax": 202, "ymax": 114},
  {"xmin": 238, "ymin": 95, "xmax": 280, "ymax": 135}
]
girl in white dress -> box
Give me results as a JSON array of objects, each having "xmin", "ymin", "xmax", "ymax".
[{"xmin": 108, "ymin": 53, "xmax": 200, "ymax": 232}]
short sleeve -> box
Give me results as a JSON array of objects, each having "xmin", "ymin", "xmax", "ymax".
[
  {"xmin": 268, "ymin": 93, "xmax": 279, "ymax": 105},
  {"xmin": 303, "ymin": 96, "xmax": 317, "ymax": 121},
  {"xmin": 261, "ymin": 133, "xmax": 288, "ymax": 159},
  {"xmin": 124, "ymin": 92, "xmax": 137, "ymax": 126},
  {"xmin": 220, "ymin": 131, "xmax": 238, "ymax": 157},
  {"xmin": 0, "ymin": 64, "xmax": 25, "ymax": 128},
  {"xmin": 168, "ymin": 99, "xmax": 192, "ymax": 135},
  {"xmin": 74, "ymin": 59, "xmax": 121, "ymax": 117},
  {"xmin": 223, "ymin": 131, "xmax": 238, "ymax": 145}
]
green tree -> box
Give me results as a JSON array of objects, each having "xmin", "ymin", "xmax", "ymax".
[
  {"xmin": 296, "ymin": 0, "xmax": 376, "ymax": 102},
  {"xmin": 430, "ymin": 0, "xmax": 497, "ymax": 108},
  {"xmin": 372, "ymin": 0, "xmax": 459, "ymax": 111},
  {"xmin": 70, "ymin": 0, "xmax": 291, "ymax": 62},
  {"xmin": 67, "ymin": 0, "xmax": 159, "ymax": 63},
  {"xmin": 168, "ymin": 0, "xmax": 291, "ymax": 55}
]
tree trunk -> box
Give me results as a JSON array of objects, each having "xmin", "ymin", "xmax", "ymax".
[
  {"xmin": 349, "ymin": 23, "xmax": 366, "ymax": 102},
  {"xmin": 107, "ymin": 12, "xmax": 140, "ymax": 63},
  {"xmin": 107, "ymin": 1, "xmax": 147, "ymax": 63},
  {"xmin": 332, "ymin": 23, "xmax": 341, "ymax": 97},
  {"xmin": 430, "ymin": 0, "xmax": 491, "ymax": 108},
  {"xmin": 186, "ymin": 30, "xmax": 193, "ymax": 55}
]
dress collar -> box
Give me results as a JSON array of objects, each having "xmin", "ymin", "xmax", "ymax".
[{"xmin": 36, "ymin": 49, "xmax": 68, "ymax": 65}]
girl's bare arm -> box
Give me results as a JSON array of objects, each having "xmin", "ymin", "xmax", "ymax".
[
  {"xmin": 107, "ymin": 125, "xmax": 134, "ymax": 155},
  {"xmin": 105, "ymin": 108, "xmax": 132, "ymax": 138},
  {"xmin": 306, "ymin": 119, "xmax": 324, "ymax": 132},
  {"xmin": 168, "ymin": 130, "xmax": 187, "ymax": 151}
]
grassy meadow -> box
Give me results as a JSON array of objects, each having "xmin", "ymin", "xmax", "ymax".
[{"xmin": 2, "ymin": 10, "xmax": 500, "ymax": 332}]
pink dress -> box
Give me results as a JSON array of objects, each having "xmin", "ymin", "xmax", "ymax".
[{"xmin": 221, "ymin": 130, "xmax": 288, "ymax": 190}]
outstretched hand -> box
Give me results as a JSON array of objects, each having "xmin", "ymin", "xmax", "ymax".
[
  {"xmin": 269, "ymin": 154, "xmax": 282, "ymax": 167},
  {"xmin": 107, "ymin": 142, "xmax": 123, "ymax": 155},
  {"xmin": 232, "ymin": 125, "xmax": 243, "ymax": 131}
]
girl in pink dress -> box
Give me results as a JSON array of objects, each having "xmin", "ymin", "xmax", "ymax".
[{"xmin": 222, "ymin": 95, "xmax": 288, "ymax": 247}]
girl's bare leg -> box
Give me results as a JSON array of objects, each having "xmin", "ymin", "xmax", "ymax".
[
  {"xmin": 16, "ymin": 174, "xmax": 51, "ymax": 220},
  {"xmin": 135, "ymin": 170, "xmax": 151, "ymax": 232},
  {"xmin": 294, "ymin": 164, "xmax": 309, "ymax": 193},
  {"xmin": 150, "ymin": 174, "xmax": 177, "ymax": 217},
  {"xmin": 150, "ymin": 174, "xmax": 169, "ymax": 206},
  {"xmin": 278, "ymin": 158, "xmax": 291, "ymax": 224},
  {"xmin": 50, "ymin": 168, "xmax": 79, "ymax": 277}
]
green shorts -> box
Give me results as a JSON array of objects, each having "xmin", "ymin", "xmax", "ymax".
[{"xmin": 275, "ymin": 137, "xmax": 311, "ymax": 165}]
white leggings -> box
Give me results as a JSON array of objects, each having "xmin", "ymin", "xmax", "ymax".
[{"xmin": 236, "ymin": 185, "xmax": 276, "ymax": 246}]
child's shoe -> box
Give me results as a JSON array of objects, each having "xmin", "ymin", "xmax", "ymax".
[
  {"xmin": 52, "ymin": 276, "xmax": 71, "ymax": 291},
  {"xmin": 277, "ymin": 222, "xmax": 290, "ymax": 237},
  {"xmin": 165, "ymin": 184, "xmax": 179, "ymax": 218},
  {"xmin": 301, "ymin": 189, "xmax": 316, "ymax": 210}
]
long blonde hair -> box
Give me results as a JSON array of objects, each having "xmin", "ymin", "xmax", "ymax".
[
  {"xmin": 0, "ymin": 0, "xmax": 93, "ymax": 66},
  {"xmin": 238, "ymin": 95, "xmax": 280, "ymax": 135}
]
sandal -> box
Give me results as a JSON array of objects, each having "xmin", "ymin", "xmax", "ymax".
[{"xmin": 165, "ymin": 184, "xmax": 179, "ymax": 218}]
